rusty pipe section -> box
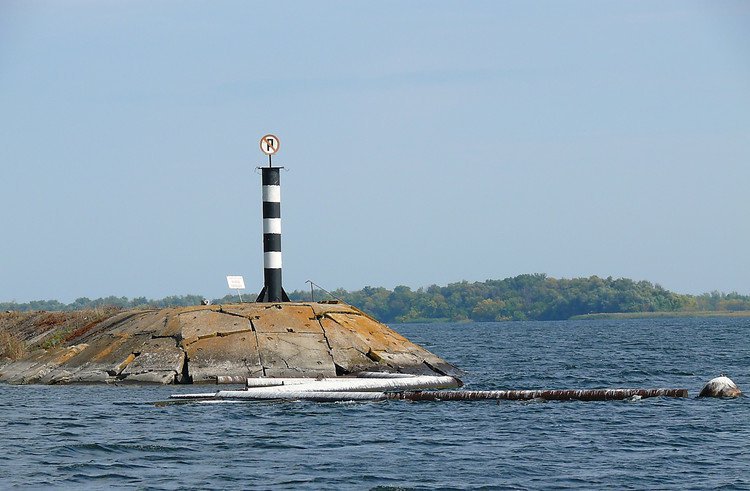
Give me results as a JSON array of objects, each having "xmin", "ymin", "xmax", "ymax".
[
  {"xmin": 168, "ymin": 387, "xmax": 687, "ymax": 404},
  {"xmin": 387, "ymin": 388, "xmax": 689, "ymax": 402}
]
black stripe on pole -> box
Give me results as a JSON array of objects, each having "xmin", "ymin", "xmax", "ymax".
[
  {"xmin": 264, "ymin": 269, "xmax": 282, "ymax": 295},
  {"xmin": 263, "ymin": 234, "xmax": 281, "ymax": 252},
  {"xmin": 262, "ymin": 202, "xmax": 281, "ymax": 218},
  {"xmin": 262, "ymin": 170, "xmax": 280, "ymax": 185}
]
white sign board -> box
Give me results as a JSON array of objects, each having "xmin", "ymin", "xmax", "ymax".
[
  {"xmin": 260, "ymin": 134, "xmax": 280, "ymax": 155},
  {"xmin": 226, "ymin": 275, "xmax": 246, "ymax": 290}
]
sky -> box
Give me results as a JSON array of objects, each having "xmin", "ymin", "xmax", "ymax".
[{"xmin": 1, "ymin": 1, "xmax": 749, "ymax": 303}]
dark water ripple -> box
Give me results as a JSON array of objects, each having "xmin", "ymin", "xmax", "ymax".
[{"xmin": 1, "ymin": 317, "xmax": 749, "ymax": 489}]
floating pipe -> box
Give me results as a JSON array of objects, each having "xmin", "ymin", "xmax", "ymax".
[
  {"xmin": 356, "ymin": 372, "xmax": 418, "ymax": 379},
  {"xmin": 244, "ymin": 378, "xmax": 320, "ymax": 388},
  {"xmin": 236, "ymin": 375, "xmax": 461, "ymax": 394},
  {"xmin": 388, "ymin": 388, "xmax": 689, "ymax": 401},
  {"xmin": 244, "ymin": 373, "xmax": 420, "ymax": 388},
  {"xmin": 214, "ymin": 390, "xmax": 385, "ymax": 402},
  {"xmin": 170, "ymin": 375, "xmax": 688, "ymax": 403},
  {"xmin": 168, "ymin": 387, "xmax": 688, "ymax": 404},
  {"xmin": 171, "ymin": 376, "xmax": 461, "ymax": 401},
  {"xmin": 169, "ymin": 390, "xmax": 384, "ymax": 402},
  {"xmin": 217, "ymin": 375, "xmax": 247, "ymax": 385}
]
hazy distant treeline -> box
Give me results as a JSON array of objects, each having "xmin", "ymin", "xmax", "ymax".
[
  {"xmin": 0, "ymin": 295, "xmax": 208, "ymax": 313},
  {"xmin": 3, "ymin": 274, "xmax": 750, "ymax": 322}
]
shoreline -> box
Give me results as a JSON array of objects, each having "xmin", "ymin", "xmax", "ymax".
[
  {"xmin": 393, "ymin": 310, "xmax": 750, "ymax": 324},
  {"xmin": 569, "ymin": 310, "xmax": 750, "ymax": 320}
]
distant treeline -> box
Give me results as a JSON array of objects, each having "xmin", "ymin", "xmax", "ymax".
[
  {"xmin": 0, "ymin": 295, "xmax": 208, "ymax": 313},
  {"xmin": 3, "ymin": 274, "xmax": 750, "ymax": 322}
]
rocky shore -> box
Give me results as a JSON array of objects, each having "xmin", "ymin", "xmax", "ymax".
[{"xmin": 0, "ymin": 302, "xmax": 459, "ymax": 385}]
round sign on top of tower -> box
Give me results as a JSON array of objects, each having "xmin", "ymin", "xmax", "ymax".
[{"xmin": 260, "ymin": 134, "xmax": 280, "ymax": 155}]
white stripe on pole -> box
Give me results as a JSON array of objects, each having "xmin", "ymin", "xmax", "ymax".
[
  {"xmin": 262, "ymin": 185, "xmax": 281, "ymax": 203},
  {"xmin": 263, "ymin": 251, "xmax": 282, "ymax": 269},
  {"xmin": 263, "ymin": 218, "xmax": 282, "ymax": 234}
]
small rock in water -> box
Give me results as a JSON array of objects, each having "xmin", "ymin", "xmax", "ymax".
[{"xmin": 698, "ymin": 375, "xmax": 742, "ymax": 398}]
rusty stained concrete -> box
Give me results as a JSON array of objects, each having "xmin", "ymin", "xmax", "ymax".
[{"xmin": 0, "ymin": 302, "xmax": 461, "ymax": 385}]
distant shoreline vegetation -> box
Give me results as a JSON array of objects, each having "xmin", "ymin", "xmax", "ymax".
[{"xmin": 3, "ymin": 274, "xmax": 750, "ymax": 323}]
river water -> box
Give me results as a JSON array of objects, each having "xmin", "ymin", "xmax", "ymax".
[{"xmin": 1, "ymin": 317, "xmax": 748, "ymax": 490}]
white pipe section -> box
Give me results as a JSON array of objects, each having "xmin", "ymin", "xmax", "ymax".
[
  {"xmin": 170, "ymin": 376, "xmax": 462, "ymax": 402},
  {"xmin": 245, "ymin": 373, "xmax": 420, "ymax": 388},
  {"xmin": 236, "ymin": 375, "xmax": 460, "ymax": 395},
  {"xmin": 217, "ymin": 390, "xmax": 386, "ymax": 402},
  {"xmin": 357, "ymin": 372, "xmax": 419, "ymax": 379},
  {"xmin": 245, "ymin": 378, "xmax": 320, "ymax": 388}
]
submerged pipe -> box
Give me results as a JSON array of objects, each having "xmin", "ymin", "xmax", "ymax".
[
  {"xmin": 388, "ymin": 388, "xmax": 689, "ymax": 401},
  {"xmin": 169, "ymin": 387, "xmax": 688, "ymax": 403},
  {"xmin": 170, "ymin": 382, "xmax": 688, "ymax": 403}
]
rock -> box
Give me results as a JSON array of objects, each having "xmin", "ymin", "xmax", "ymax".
[
  {"xmin": 185, "ymin": 331, "xmax": 263, "ymax": 383},
  {"xmin": 251, "ymin": 304, "xmax": 321, "ymax": 333},
  {"xmin": 0, "ymin": 359, "xmax": 46, "ymax": 384},
  {"xmin": 179, "ymin": 309, "xmax": 252, "ymax": 344},
  {"xmin": 318, "ymin": 316, "xmax": 381, "ymax": 374},
  {"xmin": 698, "ymin": 376, "xmax": 742, "ymax": 398},
  {"xmin": 0, "ymin": 302, "xmax": 461, "ymax": 385},
  {"xmin": 258, "ymin": 332, "xmax": 337, "ymax": 377},
  {"xmin": 120, "ymin": 337, "xmax": 185, "ymax": 384},
  {"xmin": 120, "ymin": 370, "xmax": 179, "ymax": 384}
]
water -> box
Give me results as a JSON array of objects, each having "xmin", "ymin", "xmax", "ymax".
[{"xmin": 1, "ymin": 317, "xmax": 748, "ymax": 490}]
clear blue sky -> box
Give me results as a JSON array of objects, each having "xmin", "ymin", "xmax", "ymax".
[{"xmin": 1, "ymin": 1, "xmax": 749, "ymax": 303}]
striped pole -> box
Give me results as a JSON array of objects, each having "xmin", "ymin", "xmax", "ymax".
[{"xmin": 256, "ymin": 166, "xmax": 289, "ymax": 302}]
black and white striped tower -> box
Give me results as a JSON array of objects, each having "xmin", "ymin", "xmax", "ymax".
[{"xmin": 256, "ymin": 134, "xmax": 290, "ymax": 303}]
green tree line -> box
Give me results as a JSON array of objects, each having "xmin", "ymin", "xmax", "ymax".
[
  {"xmin": 3, "ymin": 274, "xmax": 750, "ymax": 322},
  {"xmin": 0, "ymin": 295, "xmax": 207, "ymax": 313}
]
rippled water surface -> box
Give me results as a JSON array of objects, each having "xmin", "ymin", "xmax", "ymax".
[{"xmin": 1, "ymin": 317, "xmax": 748, "ymax": 490}]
